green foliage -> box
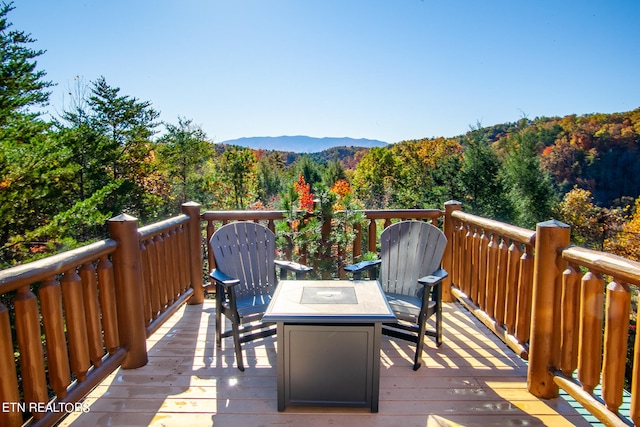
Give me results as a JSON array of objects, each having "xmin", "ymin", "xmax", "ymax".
[
  {"xmin": 352, "ymin": 147, "xmax": 399, "ymax": 208},
  {"xmin": 256, "ymin": 151, "xmax": 286, "ymax": 205},
  {"xmin": 0, "ymin": 132, "xmax": 77, "ymax": 265},
  {"xmin": 58, "ymin": 76, "xmax": 163, "ymax": 221},
  {"xmin": 3, "ymin": 180, "xmax": 122, "ymax": 265},
  {"xmin": 0, "ymin": 2, "xmax": 63, "ymax": 263},
  {"xmin": 459, "ymin": 131, "xmax": 512, "ymax": 221},
  {"xmin": 88, "ymin": 76, "xmax": 160, "ymax": 184},
  {"xmin": 390, "ymin": 141, "xmax": 435, "ymax": 208},
  {"xmin": 430, "ymin": 154, "xmax": 464, "ymax": 204},
  {"xmin": 0, "ymin": 2, "xmax": 53, "ymax": 129},
  {"xmin": 295, "ymin": 155, "xmax": 322, "ymax": 189},
  {"xmin": 156, "ymin": 117, "xmax": 212, "ymax": 209},
  {"xmin": 220, "ymin": 146, "xmax": 257, "ymax": 209},
  {"xmin": 321, "ymin": 158, "xmax": 347, "ymax": 189},
  {"xmin": 500, "ymin": 131, "xmax": 558, "ymax": 228}
]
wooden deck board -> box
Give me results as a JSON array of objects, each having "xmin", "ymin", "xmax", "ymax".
[{"xmin": 59, "ymin": 301, "xmax": 593, "ymax": 427}]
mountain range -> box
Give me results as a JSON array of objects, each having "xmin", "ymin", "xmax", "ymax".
[{"xmin": 219, "ymin": 136, "xmax": 388, "ymax": 153}]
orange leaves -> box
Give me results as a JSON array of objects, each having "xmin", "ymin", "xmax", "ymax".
[
  {"xmin": 294, "ymin": 173, "xmax": 314, "ymax": 212},
  {"xmin": 330, "ymin": 179, "xmax": 351, "ymax": 198}
]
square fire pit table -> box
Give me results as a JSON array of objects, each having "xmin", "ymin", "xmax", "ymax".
[{"xmin": 262, "ymin": 280, "xmax": 395, "ymax": 412}]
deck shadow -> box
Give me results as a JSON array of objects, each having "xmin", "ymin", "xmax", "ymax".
[{"xmin": 60, "ymin": 300, "xmax": 594, "ymax": 427}]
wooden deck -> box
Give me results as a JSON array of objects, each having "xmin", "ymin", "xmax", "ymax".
[{"xmin": 59, "ymin": 300, "xmax": 593, "ymax": 427}]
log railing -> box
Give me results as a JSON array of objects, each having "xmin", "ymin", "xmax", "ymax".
[
  {"xmin": 3, "ymin": 201, "xmax": 640, "ymax": 426},
  {"xmin": 0, "ymin": 239, "xmax": 125, "ymax": 427},
  {"xmin": 447, "ymin": 203, "xmax": 536, "ymax": 359},
  {"xmin": 527, "ymin": 219, "xmax": 639, "ymax": 427},
  {"xmin": 139, "ymin": 213, "xmax": 196, "ymax": 337},
  {"xmin": 0, "ymin": 203, "xmax": 203, "ymax": 427}
]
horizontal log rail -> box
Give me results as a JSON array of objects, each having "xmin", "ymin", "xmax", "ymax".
[
  {"xmin": 0, "ymin": 240, "xmax": 117, "ymax": 293},
  {"xmin": 449, "ymin": 210, "xmax": 536, "ymax": 359},
  {"xmin": 550, "ymin": 245, "xmax": 640, "ymax": 427}
]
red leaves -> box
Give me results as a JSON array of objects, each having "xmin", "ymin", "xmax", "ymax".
[{"xmin": 294, "ymin": 173, "xmax": 314, "ymax": 212}]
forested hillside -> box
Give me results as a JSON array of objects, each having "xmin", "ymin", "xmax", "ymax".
[{"xmin": 1, "ymin": 3, "xmax": 639, "ymax": 267}]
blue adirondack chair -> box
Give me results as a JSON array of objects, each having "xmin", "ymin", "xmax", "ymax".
[
  {"xmin": 209, "ymin": 221, "xmax": 311, "ymax": 371},
  {"xmin": 345, "ymin": 220, "xmax": 448, "ymax": 370}
]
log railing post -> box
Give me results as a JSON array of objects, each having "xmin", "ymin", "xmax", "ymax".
[
  {"xmin": 182, "ymin": 202, "xmax": 204, "ymax": 304},
  {"xmin": 0, "ymin": 302, "xmax": 21, "ymax": 427},
  {"xmin": 443, "ymin": 201, "xmax": 461, "ymax": 303},
  {"xmin": 109, "ymin": 213, "xmax": 148, "ymax": 369},
  {"xmin": 528, "ymin": 219, "xmax": 571, "ymax": 398}
]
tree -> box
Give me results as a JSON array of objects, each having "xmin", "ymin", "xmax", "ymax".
[
  {"xmin": 352, "ymin": 147, "xmax": 399, "ymax": 208},
  {"xmin": 607, "ymin": 196, "xmax": 640, "ymax": 261},
  {"xmin": 556, "ymin": 187, "xmax": 604, "ymax": 247},
  {"xmin": 501, "ymin": 130, "xmax": 558, "ymax": 228},
  {"xmin": 430, "ymin": 154, "xmax": 464, "ymax": 205},
  {"xmin": 0, "ymin": 2, "xmax": 52, "ymax": 131},
  {"xmin": 459, "ymin": 131, "xmax": 511, "ymax": 220},
  {"xmin": 0, "ymin": 2, "xmax": 70, "ymax": 264},
  {"xmin": 88, "ymin": 76, "xmax": 160, "ymax": 180},
  {"xmin": 390, "ymin": 140, "xmax": 432, "ymax": 208},
  {"xmin": 322, "ymin": 158, "xmax": 347, "ymax": 189},
  {"xmin": 221, "ymin": 146, "xmax": 257, "ymax": 209},
  {"xmin": 86, "ymin": 76, "xmax": 161, "ymax": 219},
  {"xmin": 157, "ymin": 117, "xmax": 212, "ymax": 208},
  {"xmin": 57, "ymin": 76, "xmax": 105, "ymax": 204},
  {"xmin": 295, "ymin": 155, "xmax": 322, "ymax": 190},
  {"xmin": 390, "ymin": 137, "xmax": 464, "ymax": 208},
  {"xmin": 256, "ymin": 151, "xmax": 286, "ymax": 205}
]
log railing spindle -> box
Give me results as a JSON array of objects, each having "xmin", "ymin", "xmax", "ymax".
[
  {"xmin": 14, "ymin": 285, "xmax": 47, "ymax": 419},
  {"xmin": 97, "ymin": 255, "xmax": 119, "ymax": 354},
  {"xmin": 39, "ymin": 276, "xmax": 71, "ymax": 397},
  {"xmin": 0, "ymin": 301, "xmax": 21, "ymax": 427},
  {"xmin": 601, "ymin": 280, "xmax": 630, "ymax": 412},
  {"xmin": 79, "ymin": 262, "xmax": 104, "ymax": 367},
  {"xmin": 61, "ymin": 269, "xmax": 91, "ymax": 382},
  {"xmin": 577, "ymin": 271, "xmax": 604, "ymax": 394}
]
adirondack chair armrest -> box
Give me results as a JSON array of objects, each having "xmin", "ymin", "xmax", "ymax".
[
  {"xmin": 210, "ymin": 269, "xmax": 240, "ymax": 289},
  {"xmin": 344, "ymin": 259, "xmax": 381, "ymax": 280},
  {"xmin": 418, "ymin": 268, "xmax": 448, "ymax": 287},
  {"xmin": 274, "ymin": 259, "xmax": 313, "ymax": 279},
  {"xmin": 344, "ymin": 259, "xmax": 381, "ymax": 274}
]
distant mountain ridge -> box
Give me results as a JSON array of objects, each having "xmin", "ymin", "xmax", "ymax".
[{"xmin": 219, "ymin": 135, "xmax": 388, "ymax": 153}]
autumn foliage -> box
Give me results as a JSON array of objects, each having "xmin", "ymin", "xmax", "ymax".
[{"xmin": 293, "ymin": 173, "xmax": 315, "ymax": 212}]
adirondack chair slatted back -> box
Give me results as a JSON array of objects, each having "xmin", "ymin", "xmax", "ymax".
[
  {"xmin": 379, "ymin": 221, "xmax": 447, "ymax": 296},
  {"xmin": 210, "ymin": 222, "xmax": 277, "ymax": 298}
]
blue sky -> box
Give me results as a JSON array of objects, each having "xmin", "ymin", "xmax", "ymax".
[{"xmin": 10, "ymin": 0, "xmax": 640, "ymax": 144}]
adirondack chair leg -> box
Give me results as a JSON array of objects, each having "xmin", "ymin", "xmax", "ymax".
[
  {"xmin": 414, "ymin": 312, "xmax": 428, "ymax": 371},
  {"xmin": 434, "ymin": 284, "xmax": 443, "ymax": 347},
  {"xmin": 435, "ymin": 297, "xmax": 443, "ymax": 347},
  {"xmin": 231, "ymin": 320, "xmax": 245, "ymax": 371},
  {"xmin": 215, "ymin": 298, "xmax": 222, "ymax": 348}
]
